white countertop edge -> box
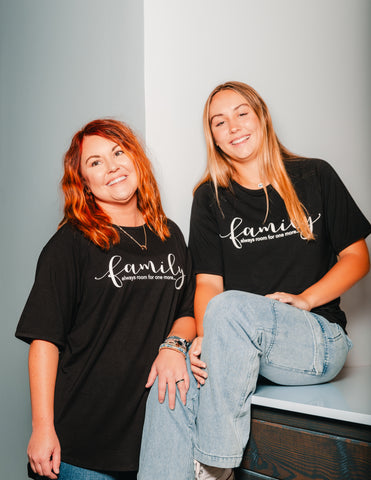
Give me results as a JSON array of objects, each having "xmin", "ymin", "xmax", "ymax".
[{"xmin": 251, "ymin": 394, "xmax": 371, "ymax": 426}]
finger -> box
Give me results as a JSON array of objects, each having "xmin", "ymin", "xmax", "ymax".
[
  {"xmin": 40, "ymin": 458, "xmax": 54, "ymax": 479},
  {"xmin": 266, "ymin": 293, "xmax": 279, "ymax": 300},
  {"xmin": 267, "ymin": 292, "xmax": 290, "ymax": 303},
  {"xmin": 190, "ymin": 355, "xmax": 207, "ymax": 369},
  {"xmin": 189, "ymin": 341, "xmax": 201, "ymax": 356},
  {"xmin": 192, "ymin": 369, "xmax": 207, "ymax": 382},
  {"xmin": 29, "ymin": 460, "xmax": 37, "ymax": 475},
  {"xmin": 190, "ymin": 347, "xmax": 201, "ymax": 356},
  {"xmin": 157, "ymin": 377, "xmax": 167, "ymax": 404},
  {"xmin": 145, "ymin": 364, "xmax": 158, "ymax": 388},
  {"xmin": 48, "ymin": 470, "xmax": 58, "ymax": 480},
  {"xmin": 193, "ymin": 373, "xmax": 206, "ymax": 385},
  {"xmin": 177, "ymin": 380, "xmax": 187, "ymax": 405},
  {"xmin": 191, "ymin": 365, "xmax": 208, "ymax": 379},
  {"xmin": 278, "ymin": 295, "xmax": 291, "ymax": 304},
  {"xmin": 52, "ymin": 447, "xmax": 61, "ymax": 475},
  {"xmin": 184, "ymin": 372, "xmax": 190, "ymax": 392},
  {"xmin": 33, "ymin": 458, "xmax": 49, "ymax": 477},
  {"xmin": 34, "ymin": 462, "xmax": 44, "ymax": 476},
  {"xmin": 168, "ymin": 381, "xmax": 176, "ymax": 410}
]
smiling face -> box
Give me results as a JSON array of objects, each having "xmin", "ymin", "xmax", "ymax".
[
  {"xmin": 209, "ymin": 89, "xmax": 263, "ymax": 166},
  {"xmin": 80, "ymin": 135, "xmax": 139, "ymax": 217}
]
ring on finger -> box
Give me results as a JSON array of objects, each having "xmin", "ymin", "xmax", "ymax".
[{"xmin": 175, "ymin": 379, "xmax": 185, "ymax": 384}]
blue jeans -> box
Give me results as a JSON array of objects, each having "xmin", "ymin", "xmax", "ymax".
[
  {"xmin": 57, "ymin": 462, "xmax": 137, "ymax": 479},
  {"xmin": 138, "ymin": 291, "xmax": 352, "ymax": 479}
]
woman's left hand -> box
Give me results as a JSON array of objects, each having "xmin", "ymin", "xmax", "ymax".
[
  {"xmin": 146, "ymin": 349, "xmax": 189, "ymax": 410},
  {"xmin": 265, "ymin": 292, "xmax": 311, "ymax": 311}
]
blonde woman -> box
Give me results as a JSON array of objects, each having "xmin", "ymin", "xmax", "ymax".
[{"xmin": 138, "ymin": 82, "xmax": 370, "ymax": 480}]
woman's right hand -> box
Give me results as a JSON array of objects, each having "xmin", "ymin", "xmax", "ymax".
[
  {"xmin": 189, "ymin": 336, "xmax": 208, "ymax": 386},
  {"xmin": 27, "ymin": 425, "xmax": 61, "ymax": 479}
]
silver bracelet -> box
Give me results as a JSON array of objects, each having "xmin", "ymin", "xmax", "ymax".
[
  {"xmin": 159, "ymin": 343, "xmax": 187, "ymax": 358},
  {"xmin": 164, "ymin": 336, "xmax": 190, "ymax": 351}
]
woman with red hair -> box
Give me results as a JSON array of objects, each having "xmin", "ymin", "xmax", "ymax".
[{"xmin": 16, "ymin": 119, "xmax": 196, "ymax": 480}]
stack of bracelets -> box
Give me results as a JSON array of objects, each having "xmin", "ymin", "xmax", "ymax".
[{"xmin": 159, "ymin": 336, "xmax": 190, "ymax": 358}]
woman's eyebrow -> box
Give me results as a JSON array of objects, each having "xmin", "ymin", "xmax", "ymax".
[
  {"xmin": 210, "ymin": 103, "xmax": 249, "ymax": 122},
  {"xmin": 85, "ymin": 144, "xmax": 120, "ymax": 163}
]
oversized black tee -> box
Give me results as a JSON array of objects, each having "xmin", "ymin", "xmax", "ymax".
[
  {"xmin": 189, "ymin": 159, "xmax": 370, "ymax": 330},
  {"xmin": 16, "ymin": 220, "xmax": 194, "ymax": 472}
]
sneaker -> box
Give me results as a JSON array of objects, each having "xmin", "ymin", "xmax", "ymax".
[{"xmin": 194, "ymin": 460, "xmax": 234, "ymax": 480}]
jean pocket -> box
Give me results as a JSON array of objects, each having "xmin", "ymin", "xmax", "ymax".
[{"xmin": 265, "ymin": 303, "xmax": 327, "ymax": 376}]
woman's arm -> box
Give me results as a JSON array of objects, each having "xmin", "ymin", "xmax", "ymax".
[
  {"xmin": 189, "ymin": 274, "xmax": 224, "ymax": 385},
  {"xmin": 194, "ymin": 273, "xmax": 224, "ymax": 336},
  {"xmin": 266, "ymin": 238, "xmax": 370, "ymax": 310},
  {"xmin": 28, "ymin": 340, "xmax": 60, "ymax": 480},
  {"xmin": 146, "ymin": 316, "xmax": 196, "ymax": 410}
]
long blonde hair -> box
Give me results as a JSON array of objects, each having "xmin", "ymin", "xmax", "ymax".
[{"xmin": 197, "ymin": 81, "xmax": 314, "ymax": 241}]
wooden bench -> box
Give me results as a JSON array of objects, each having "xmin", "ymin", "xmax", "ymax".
[{"xmin": 235, "ymin": 365, "xmax": 371, "ymax": 480}]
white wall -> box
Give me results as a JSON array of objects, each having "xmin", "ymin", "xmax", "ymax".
[
  {"xmin": 1, "ymin": 1, "xmax": 370, "ymax": 477},
  {"xmin": 0, "ymin": 1, "xmax": 145, "ymax": 478},
  {"xmin": 144, "ymin": 0, "xmax": 371, "ymax": 366}
]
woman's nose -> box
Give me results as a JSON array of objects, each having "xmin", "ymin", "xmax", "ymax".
[
  {"xmin": 106, "ymin": 158, "xmax": 120, "ymax": 173},
  {"xmin": 229, "ymin": 120, "xmax": 240, "ymax": 133}
]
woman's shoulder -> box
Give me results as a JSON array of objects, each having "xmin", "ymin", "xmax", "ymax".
[
  {"xmin": 193, "ymin": 181, "xmax": 219, "ymax": 207},
  {"xmin": 40, "ymin": 222, "xmax": 87, "ymax": 259},
  {"xmin": 166, "ymin": 218, "xmax": 186, "ymax": 242},
  {"xmin": 194, "ymin": 180, "xmax": 214, "ymax": 196},
  {"xmin": 285, "ymin": 157, "xmax": 331, "ymax": 171},
  {"xmin": 285, "ymin": 157, "xmax": 337, "ymax": 183}
]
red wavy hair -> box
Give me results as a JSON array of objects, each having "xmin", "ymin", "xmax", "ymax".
[{"xmin": 59, "ymin": 119, "xmax": 169, "ymax": 249}]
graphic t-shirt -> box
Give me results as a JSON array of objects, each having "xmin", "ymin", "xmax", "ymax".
[
  {"xmin": 16, "ymin": 220, "xmax": 194, "ymax": 471},
  {"xmin": 189, "ymin": 158, "xmax": 371, "ymax": 330}
]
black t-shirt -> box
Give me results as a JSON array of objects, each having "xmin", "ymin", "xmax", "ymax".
[
  {"xmin": 189, "ymin": 158, "xmax": 370, "ymax": 330},
  {"xmin": 16, "ymin": 220, "xmax": 194, "ymax": 472}
]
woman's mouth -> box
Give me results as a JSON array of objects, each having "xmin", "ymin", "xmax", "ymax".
[
  {"xmin": 107, "ymin": 175, "xmax": 127, "ymax": 186},
  {"xmin": 231, "ymin": 135, "xmax": 250, "ymax": 145}
]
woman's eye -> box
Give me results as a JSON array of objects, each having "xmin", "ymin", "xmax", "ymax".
[
  {"xmin": 91, "ymin": 160, "xmax": 101, "ymax": 167},
  {"xmin": 215, "ymin": 121, "xmax": 224, "ymax": 127},
  {"xmin": 239, "ymin": 112, "xmax": 248, "ymax": 117},
  {"xmin": 115, "ymin": 149, "xmax": 124, "ymax": 157}
]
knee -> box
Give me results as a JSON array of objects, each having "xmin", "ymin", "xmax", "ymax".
[
  {"xmin": 203, "ymin": 290, "xmax": 268, "ymax": 337},
  {"xmin": 203, "ymin": 290, "xmax": 250, "ymax": 334}
]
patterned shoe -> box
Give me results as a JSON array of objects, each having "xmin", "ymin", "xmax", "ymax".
[{"xmin": 194, "ymin": 460, "xmax": 235, "ymax": 480}]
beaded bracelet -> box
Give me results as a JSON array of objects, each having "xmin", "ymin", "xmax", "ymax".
[
  {"xmin": 159, "ymin": 344, "xmax": 187, "ymax": 358},
  {"xmin": 159, "ymin": 336, "xmax": 189, "ymax": 358},
  {"xmin": 165, "ymin": 336, "xmax": 190, "ymax": 351}
]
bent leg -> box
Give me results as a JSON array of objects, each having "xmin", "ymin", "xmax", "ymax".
[{"xmin": 194, "ymin": 291, "xmax": 351, "ymax": 469}]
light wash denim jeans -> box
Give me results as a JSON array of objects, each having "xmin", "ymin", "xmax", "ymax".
[
  {"xmin": 57, "ymin": 462, "xmax": 137, "ymax": 480},
  {"xmin": 138, "ymin": 291, "xmax": 352, "ymax": 480}
]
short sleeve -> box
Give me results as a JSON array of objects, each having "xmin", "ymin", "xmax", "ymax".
[
  {"xmin": 15, "ymin": 226, "xmax": 80, "ymax": 348},
  {"xmin": 319, "ymin": 161, "xmax": 371, "ymax": 253},
  {"xmin": 189, "ymin": 184, "xmax": 224, "ymax": 276},
  {"xmin": 168, "ymin": 221, "xmax": 195, "ymax": 320}
]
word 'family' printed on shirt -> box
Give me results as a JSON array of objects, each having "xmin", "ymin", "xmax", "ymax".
[
  {"xmin": 219, "ymin": 214, "xmax": 321, "ymax": 249},
  {"xmin": 95, "ymin": 253, "xmax": 185, "ymax": 289}
]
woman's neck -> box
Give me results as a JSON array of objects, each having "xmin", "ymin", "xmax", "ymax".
[
  {"xmin": 232, "ymin": 159, "xmax": 266, "ymax": 189},
  {"xmin": 98, "ymin": 198, "xmax": 144, "ymax": 227}
]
